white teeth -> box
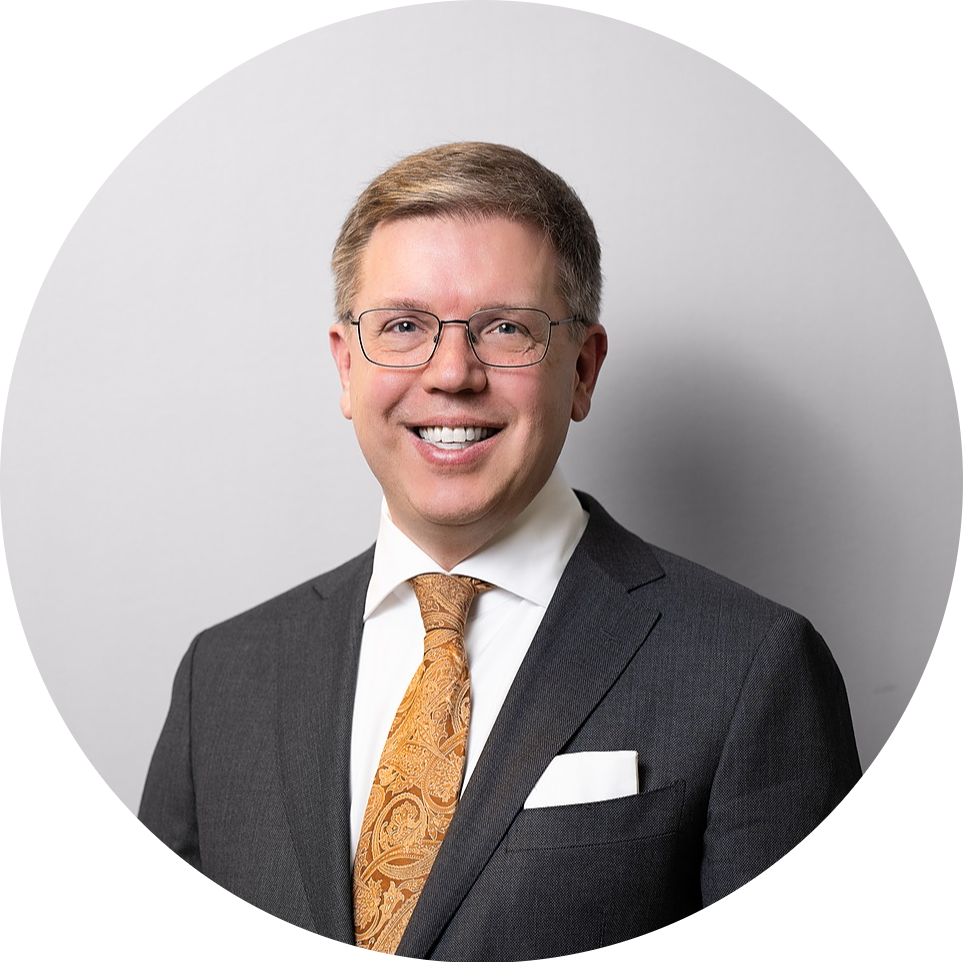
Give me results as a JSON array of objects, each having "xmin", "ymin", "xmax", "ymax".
[{"xmin": 417, "ymin": 426, "xmax": 493, "ymax": 448}]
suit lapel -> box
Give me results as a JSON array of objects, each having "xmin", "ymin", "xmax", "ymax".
[
  {"xmin": 275, "ymin": 550, "xmax": 373, "ymax": 944},
  {"xmin": 398, "ymin": 496, "xmax": 664, "ymax": 959}
]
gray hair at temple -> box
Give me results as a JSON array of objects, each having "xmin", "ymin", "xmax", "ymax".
[{"xmin": 331, "ymin": 142, "xmax": 602, "ymax": 335}]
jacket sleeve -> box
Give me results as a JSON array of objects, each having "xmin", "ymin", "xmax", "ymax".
[
  {"xmin": 700, "ymin": 611, "xmax": 862, "ymax": 903},
  {"xmin": 138, "ymin": 635, "xmax": 203, "ymax": 870}
]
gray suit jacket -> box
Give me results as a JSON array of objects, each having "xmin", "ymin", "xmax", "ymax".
[{"xmin": 140, "ymin": 493, "xmax": 861, "ymax": 960}]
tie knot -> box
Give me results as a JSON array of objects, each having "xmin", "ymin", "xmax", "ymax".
[{"xmin": 408, "ymin": 573, "xmax": 493, "ymax": 637}]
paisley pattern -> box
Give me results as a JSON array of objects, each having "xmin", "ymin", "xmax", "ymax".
[{"xmin": 353, "ymin": 573, "xmax": 492, "ymax": 954}]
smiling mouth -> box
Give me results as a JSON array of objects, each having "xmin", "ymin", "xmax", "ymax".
[{"xmin": 415, "ymin": 426, "xmax": 500, "ymax": 449}]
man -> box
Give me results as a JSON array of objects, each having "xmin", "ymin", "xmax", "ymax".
[{"xmin": 140, "ymin": 142, "xmax": 861, "ymax": 960}]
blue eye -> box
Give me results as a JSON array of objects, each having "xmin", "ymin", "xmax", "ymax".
[
  {"xmin": 389, "ymin": 319, "xmax": 419, "ymax": 334},
  {"xmin": 377, "ymin": 314, "xmax": 432, "ymax": 337},
  {"xmin": 483, "ymin": 318, "xmax": 533, "ymax": 339}
]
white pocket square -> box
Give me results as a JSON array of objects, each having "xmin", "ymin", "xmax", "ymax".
[{"xmin": 523, "ymin": 750, "xmax": 639, "ymax": 809}]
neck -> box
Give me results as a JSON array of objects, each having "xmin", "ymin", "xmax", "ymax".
[
  {"xmin": 383, "ymin": 470, "xmax": 559, "ymax": 571},
  {"xmin": 390, "ymin": 515, "xmax": 510, "ymax": 572}
]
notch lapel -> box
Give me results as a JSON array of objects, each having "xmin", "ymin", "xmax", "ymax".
[
  {"xmin": 275, "ymin": 550, "xmax": 373, "ymax": 944},
  {"xmin": 397, "ymin": 497, "xmax": 664, "ymax": 959}
]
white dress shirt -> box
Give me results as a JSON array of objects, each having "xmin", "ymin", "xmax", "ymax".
[{"xmin": 348, "ymin": 468, "xmax": 588, "ymax": 857}]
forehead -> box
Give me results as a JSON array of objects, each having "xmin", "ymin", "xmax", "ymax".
[{"xmin": 355, "ymin": 215, "xmax": 561, "ymax": 314}]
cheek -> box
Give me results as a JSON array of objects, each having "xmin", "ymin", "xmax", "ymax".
[
  {"xmin": 350, "ymin": 370, "xmax": 411, "ymax": 428},
  {"xmin": 539, "ymin": 371, "xmax": 577, "ymax": 420},
  {"xmin": 520, "ymin": 384, "xmax": 572, "ymax": 443}
]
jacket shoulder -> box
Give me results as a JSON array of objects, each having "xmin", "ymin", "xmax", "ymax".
[
  {"xmin": 648, "ymin": 543, "xmax": 789, "ymax": 619},
  {"xmin": 190, "ymin": 546, "xmax": 374, "ymax": 663},
  {"xmin": 576, "ymin": 490, "xmax": 811, "ymax": 650}
]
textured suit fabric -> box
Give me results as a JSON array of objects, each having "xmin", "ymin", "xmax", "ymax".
[{"xmin": 139, "ymin": 493, "xmax": 861, "ymax": 960}]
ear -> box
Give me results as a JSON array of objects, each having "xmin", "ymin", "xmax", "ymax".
[
  {"xmin": 329, "ymin": 322, "xmax": 354, "ymax": 420},
  {"xmin": 571, "ymin": 324, "xmax": 608, "ymax": 422}
]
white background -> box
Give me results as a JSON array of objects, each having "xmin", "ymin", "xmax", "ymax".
[{"xmin": 5, "ymin": 0, "xmax": 954, "ymax": 813}]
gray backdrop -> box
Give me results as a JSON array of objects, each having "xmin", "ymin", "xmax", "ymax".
[{"xmin": 2, "ymin": 1, "xmax": 959, "ymax": 813}]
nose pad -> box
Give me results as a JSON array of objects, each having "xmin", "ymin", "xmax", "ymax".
[
  {"xmin": 431, "ymin": 321, "xmax": 478, "ymax": 364},
  {"xmin": 424, "ymin": 321, "xmax": 487, "ymax": 389}
]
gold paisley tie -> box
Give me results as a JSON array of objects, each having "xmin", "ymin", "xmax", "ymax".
[{"xmin": 352, "ymin": 573, "xmax": 492, "ymax": 954}]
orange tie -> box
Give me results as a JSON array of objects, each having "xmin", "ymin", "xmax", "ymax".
[{"xmin": 352, "ymin": 573, "xmax": 492, "ymax": 954}]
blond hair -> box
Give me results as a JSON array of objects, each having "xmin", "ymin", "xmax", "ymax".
[{"xmin": 332, "ymin": 142, "xmax": 601, "ymax": 334}]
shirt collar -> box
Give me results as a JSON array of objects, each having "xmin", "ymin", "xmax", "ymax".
[{"xmin": 364, "ymin": 468, "xmax": 588, "ymax": 619}]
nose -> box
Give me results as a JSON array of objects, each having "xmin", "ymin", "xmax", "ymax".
[{"xmin": 421, "ymin": 321, "xmax": 488, "ymax": 393}]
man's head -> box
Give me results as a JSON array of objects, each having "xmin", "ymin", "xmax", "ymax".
[
  {"xmin": 332, "ymin": 142, "xmax": 602, "ymax": 333},
  {"xmin": 329, "ymin": 143, "xmax": 607, "ymax": 569}
]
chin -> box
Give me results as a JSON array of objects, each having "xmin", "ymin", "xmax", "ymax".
[
  {"xmin": 401, "ymin": 483, "xmax": 502, "ymax": 530},
  {"xmin": 412, "ymin": 500, "xmax": 492, "ymax": 530}
]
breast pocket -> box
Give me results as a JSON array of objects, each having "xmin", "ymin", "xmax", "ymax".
[
  {"xmin": 503, "ymin": 780, "xmax": 684, "ymax": 852},
  {"xmin": 451, "ymin": 781, "xmax": 690, "ymax": 959}
]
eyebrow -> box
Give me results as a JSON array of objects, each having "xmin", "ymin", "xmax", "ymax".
[
  {"xmin": 372, "ymin": 298, "xmax": 544, "ymax": 314},
  {"xmin": 377, "ymin": 297, "xmax": 434, "ymax": 312}
]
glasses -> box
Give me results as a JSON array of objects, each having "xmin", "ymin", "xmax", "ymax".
[{"xmin": 351, "ymin": 307, "xmax": 578, "ymax": 368}]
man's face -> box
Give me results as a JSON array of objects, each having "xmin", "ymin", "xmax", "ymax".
[{"xmin": 329, "ymin": 215, "xmax": 606, "ymax": 564}]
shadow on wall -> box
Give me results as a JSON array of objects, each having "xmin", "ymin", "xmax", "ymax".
[{"xmin": 563, "ymin": 333, "xmax": 959, "ymax": 771}]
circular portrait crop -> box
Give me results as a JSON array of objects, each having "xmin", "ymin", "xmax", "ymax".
[{"xmin": 3, "ymin": 2, "xmax": 960, "ymax": 961}]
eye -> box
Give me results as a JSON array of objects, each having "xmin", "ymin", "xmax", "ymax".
[
  {"xmin": 387, "ymin": 317, "xmax": 421, "ymax": 334},
  {"xmin": 469, "ymin": 310, "xmax": 548, "ymax": 353},
  {"xmin": 373, "ymin": 312, "xmax": 433, "ymax": 337},
  {"xmin": 481, "ymin": 317, "xmax": 532, "ymax": 339}
]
